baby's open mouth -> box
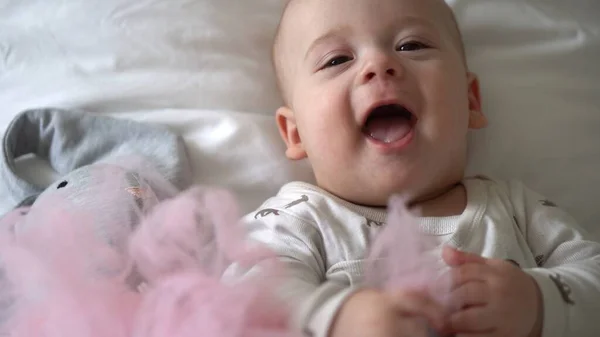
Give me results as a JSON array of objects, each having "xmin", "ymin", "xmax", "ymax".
[{"xmin": 362, "ymin": 104, "xmax": 416, "ymax": 144}]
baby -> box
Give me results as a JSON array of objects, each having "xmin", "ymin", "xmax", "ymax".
[{"xmin": 231, "ymin": 0, "xmax": 600, "ymax": 337}]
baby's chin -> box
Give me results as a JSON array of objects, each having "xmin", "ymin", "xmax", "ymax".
[
  {"xmin": 325, "ymin": 183, "xmax": 467, "ymax": 219},
  {"xmin": 343, "ymin": 194, "xmax": 390, "ymax": 209},
  {"xmin": 319, "ymin": 172, "xmax": 463, "ymax": 211}
]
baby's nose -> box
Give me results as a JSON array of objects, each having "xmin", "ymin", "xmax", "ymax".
[
  {"xmin": 359, "ymin": 52, "xmax": 402, "ymax": 84},
  {"xmin": 364, "ymin": 67, "xmax": 396, "ymax": 82}
]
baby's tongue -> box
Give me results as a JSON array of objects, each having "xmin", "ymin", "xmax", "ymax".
[{"xmin": 364, "ymin": 115, "xmax": 412, "ymax": 143}]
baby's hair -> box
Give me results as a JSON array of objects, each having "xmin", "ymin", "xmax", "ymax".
[{"xmin": 271, "ymin": 0, "xmax": 467, "ymax": 105}]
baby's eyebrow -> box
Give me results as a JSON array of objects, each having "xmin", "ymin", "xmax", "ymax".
[
  {"xmin": 303, "ymin": 17, "xmax": 440, "ymax": 61},
  {"xmin": 304, "ymin": 26, "xmax": 352, "ymax": 61}
]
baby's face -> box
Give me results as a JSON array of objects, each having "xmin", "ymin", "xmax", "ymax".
[{"xmin": 276, "ymin": 0, "xmax": 486, "ymax": 206}]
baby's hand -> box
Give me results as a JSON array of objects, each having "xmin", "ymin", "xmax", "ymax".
[
  {"xmin": 441, "ymin": 247, "xmax": 543, "ymax": 337},
  {"xmin": 329, "ymin": 288, "xmax": 448, "ymax": 337}
]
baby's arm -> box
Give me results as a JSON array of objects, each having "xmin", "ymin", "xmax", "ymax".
[
  {"xmin": 514, "ymin": 182, "xmax": 600, "ymax": 337},
  {"xmin": 223, "ymin": 212, "xmax": 355, "ymax": 337},
  {"xmin": 224, "ymin": 212, "xmax": 445, "ymax": 337},
  {"xmin": 233, "ymin": 213, "xmax": 354, "ymax": 337}
]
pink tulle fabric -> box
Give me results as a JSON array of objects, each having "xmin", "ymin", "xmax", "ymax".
[
  {"xmin": 366, "ymin": 195, "xmax": 450, "ymax": 306},
  {"xmin": 0, "ymin": 173, "xmax": 298, "ymax": 337}
]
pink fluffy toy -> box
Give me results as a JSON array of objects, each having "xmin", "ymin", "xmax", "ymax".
[{"xmin": 0, "ymin": 165, "xmax": 299, "ymax": 337}]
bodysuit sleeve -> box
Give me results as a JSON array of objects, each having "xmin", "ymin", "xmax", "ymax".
[
  {"xmin": 509, "ymin": 181, "xmax": 600, "ymax": 337},
  {"xmin": 223, "ymin": 208, "xmax": 358, "ymax": 337}
]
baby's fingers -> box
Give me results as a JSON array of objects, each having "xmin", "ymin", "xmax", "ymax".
[
  {"xmin": 447, "ymin": 281, "xmax": 489, "ymax": 311},
  {"xmin": 449, "ymin": 307, "xmax": 494, "ymax": 334},
  {"xmin": 389, "ymin": 290, "xmax": 447, "ymax": 332}
]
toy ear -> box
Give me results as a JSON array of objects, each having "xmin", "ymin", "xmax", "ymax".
[
  {"xmin": 16, "ymin": 195, "xmax": 39, "ymax": 208},
  {"xmin": 0, "ymin": 109, "xmax": 192, "ymax": 209}
]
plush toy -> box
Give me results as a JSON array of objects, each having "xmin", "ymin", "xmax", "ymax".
[
  {"xmin": 0, "ymin": 108, "xmax": 193, "ymax": 289},
  {"xmin": 0, "ymin": 184, "xmax": 299, "ymax": 337},
  {"xmin": 0, "ymin": 108, "xmax": 192, "ymax": 210},
  {"xmin": 0, "ymin": 108, "xmax": 300, "ymax": 337}
]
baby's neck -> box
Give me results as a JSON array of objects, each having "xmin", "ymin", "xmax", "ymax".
[{"xmin": 409, "ymin": 183, "xmax": 467, "ymax": 217}]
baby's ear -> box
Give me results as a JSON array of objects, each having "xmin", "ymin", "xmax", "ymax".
[
  {"xmin": 276, "ymin": 107, "xmax": 307, "ymax": 160},
  {"xmin": 467, "ymin": 73, "xmax": 487, "ymax": 129}
]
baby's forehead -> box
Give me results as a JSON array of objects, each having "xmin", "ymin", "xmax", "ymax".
[{"xmin": 278, "ymin": 0, "xmax": 460, "ymax": 48}]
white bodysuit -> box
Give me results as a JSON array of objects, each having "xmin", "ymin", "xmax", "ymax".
[{"xmin": 227, "ymin": 177, "xmax": 600, "ymax": 337}]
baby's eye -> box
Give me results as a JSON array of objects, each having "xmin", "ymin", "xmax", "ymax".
[
  {"xmin": 396, "ymin": 41, "xmax": 429, "ymax": 52},
  {"xmin": 322, "ymin": 55, "xmax": 353, "ymax": 69}
]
